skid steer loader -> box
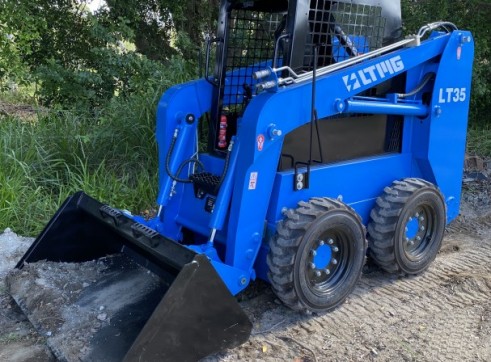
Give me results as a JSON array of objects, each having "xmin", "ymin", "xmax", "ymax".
[{"xmin": 9, "ymin": 0, "xmax": 474, "ymax": 360}]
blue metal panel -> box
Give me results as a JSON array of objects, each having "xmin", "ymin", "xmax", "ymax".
[
  {"xmin": 153, "ymin": 79, "xmax": 213, "ymax": 240},
  {"xmin": 426, "ymin": 31, "xmax": 474, "ymax": 222},
  {"xmin": 208, "ymin": 139, "xmax": 240, "ymax": 233},
  {"xmin": 266, "ymin": 153, "xmax": 413, "ymax": 226}
]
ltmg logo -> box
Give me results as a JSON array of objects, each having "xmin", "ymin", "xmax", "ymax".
[{"xmin": 343, "ymin": 56, "xmax": 405, "ymax": 92}]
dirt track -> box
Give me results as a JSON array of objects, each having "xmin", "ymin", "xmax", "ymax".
[
  {"xmin": 1, "ymin": 180, "xmax": 491, "ymax": 361},
  {"xmin": 208, "ymin": 213, "xmax": 491, "ymax": 361}
]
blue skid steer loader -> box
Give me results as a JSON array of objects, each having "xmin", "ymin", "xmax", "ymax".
[{"xmin": 10, "ymin": 0, "xmax": 474, "ymax": 361}]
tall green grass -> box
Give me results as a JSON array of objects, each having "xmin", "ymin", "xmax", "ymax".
[
  {"xmin": 0, "ymin": 90, "xmax": 163, "ymax": 235},
  {"xmin": 0, "ymin": 57, "xmax": 196, "ymax": 236}
]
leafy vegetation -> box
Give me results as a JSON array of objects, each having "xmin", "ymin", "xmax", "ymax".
[
  {"xmin": 402, "ymin": 0, "xmax": 491, "ymax": 126},
  {"xmin": 467, "ymin": 126, "xmax": 491, "ymax": 157},
  {"xmin": 0, "ymin": 0, "xmax": 490, "ymax": 235},
  {"xmin": 0, "ymin": 96, "xmax": 153, "ymax": 234}
]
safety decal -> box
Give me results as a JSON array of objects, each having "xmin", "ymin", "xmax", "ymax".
[
  {"xmin": 248, "ymin": 172, "xmax": 258, "ymax": 190},
  {"xmin": 257, "ymin": 134, "xmax": 265, "ymax": 151},
  {"xmin": 457, "ymin": 46, "xmax": 462, "ymax": 61}
]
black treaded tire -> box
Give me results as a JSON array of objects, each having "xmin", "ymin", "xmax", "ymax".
[
  {"xmin": 267, "ymin": 198, "xmax": 367, "ymax": 313},
  {"xmin": 367, "ymin": 178, "xmax": 446, "ymax": 275}
]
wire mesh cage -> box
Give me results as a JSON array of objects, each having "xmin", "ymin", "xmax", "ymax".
[
  {"xmin": 220, "ymin": 1, "xmax": 387, "ymax": 116},
  {"xmin": 303, "ymin": 0, "xmax": 386, "ymax": 71},
  {"xmin": 223, "ymin": 9, "xmax": 285, "ymax": 117}
]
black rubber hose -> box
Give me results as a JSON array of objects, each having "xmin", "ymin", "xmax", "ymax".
[
  {"xmin": 175, "ymin": 159, "xmax": 205, "ymax": 181},
  {"xmin": 166, "ymin": 129, "xmax": 232, "ymax": 189},
  {"xmin": 165, "ymin": 132, "xmax": 204, "ymax": 184}
]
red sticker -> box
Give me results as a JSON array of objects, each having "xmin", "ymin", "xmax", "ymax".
[{"xmin": 257, "ymin": 134, "xmax": 265, "ymax": 151}]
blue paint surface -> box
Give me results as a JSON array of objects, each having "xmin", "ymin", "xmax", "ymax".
[
  {"xmin": 314, "ymin": 245, "xmax": 333, "ymax": 270},
  {"xmin": 406, "ymin": 217, "xmax": 420, "ymax": 239}
]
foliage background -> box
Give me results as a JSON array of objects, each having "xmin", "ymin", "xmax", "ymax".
[
  {"xmin": 402, "ymin": 0, "xmax": 491, "ymax": 125},
  {"xmin": 0, "ymin": 0, "xmax": 490, "ymax": 234}
]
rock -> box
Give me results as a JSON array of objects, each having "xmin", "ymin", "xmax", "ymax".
[{"xmin": 96, "ymin": 313, "xmax": 107, "ymax": 321}]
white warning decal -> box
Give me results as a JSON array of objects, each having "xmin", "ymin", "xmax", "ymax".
[{"xmin": 248, "ymin": 172, "xmax": 258, "ymax": 190}]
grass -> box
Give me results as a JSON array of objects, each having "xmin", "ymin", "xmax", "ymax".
[
  {"xmin": 0, "ymin": 55, "xmax": 198, "ymax": 237},
  {"xmin": 0, "ymin": 90, "xmax": 161, "ymax": 236},
  {"xmin": 0, "ymin": 332, "xmax": 24, "ymax": 344},
  {"xmin": 467, "ymin": 126, "xmax": 491, "ymax": 158},
  {"xmin": 0, "ymin": 84, "xmax": 37, "ymax": 105}
]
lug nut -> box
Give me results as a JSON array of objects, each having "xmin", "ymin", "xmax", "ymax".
[
  {"xmin": 328, "ymin": 239, "xmax": 334, "ymax": 245},
  {"xmin": 332, "ymin": 259, "xmax": 338, "ymax": 265},
  {"xmin": 416, "ymin": 236, "xmax": 422, "ymax": 241},
  {"xmin": 319, "ymin": 240, "xmax": 325, "ymax": 246},
  {"xmin": 420, "ymin": 226, "xmax": 425, "ymax": 231},
  {"xmin": 311, "ymin": 250, "xmax": 317, "ymax": 256},
  {"xmin": 419, "ymin": 216, "xmax": 425, "ymax": 221},
  {"xmin": 309, "ymin": 263, "xmax": 316, "ymax": 269},
  {"xmin": 408, "ymin": 240, "xmax": 415, "ymax": 246},
  {"xmin": 415, "ymin": 213, "xmax": 420, "ymax": 218},
  {"xmin": 332, "ymin": 246, "xmax": 339, "ymax": 252},
  {"xmin": 325, "ymin": 269, "xmax": 331, "ymax": 275},
  {"xmin": 315, "ymin": 271, "xmax": 322, "ymax": 277},
  {"xmin": 405, "ymin": 227, "xmax": 409, "ymax": 232}
]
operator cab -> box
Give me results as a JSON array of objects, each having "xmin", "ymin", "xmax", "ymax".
[{"xmin": 206, "ymin": 0, "xmax": 403, "ymax": 167}]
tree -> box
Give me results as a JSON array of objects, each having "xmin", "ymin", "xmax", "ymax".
[
  {"xmin": 103, "ymin": 0, "xmax": 219, "ymax": 61},
  {"xmin": 402, "ymin": 0, "xmax": 491, "ymax": 125}
]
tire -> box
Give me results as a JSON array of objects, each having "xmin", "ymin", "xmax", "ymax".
[
  {"xmin": 367, "ymin": 178, "xmax": 446, "ymax": 275},
  {"xmin": 267, "ymin": 198, "xmax": 367, "ymax": 313}
]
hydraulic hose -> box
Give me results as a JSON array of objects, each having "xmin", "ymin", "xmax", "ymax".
[
  {"xmin": 165, "ymin": 130, "xmax": 205, "ymax": 184},
  {"xmin": 397, "ymin": 72, "xmax": 435, "ymax": 99}
]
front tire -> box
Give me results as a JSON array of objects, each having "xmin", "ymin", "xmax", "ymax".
[
  {"xmin": 267, "ymin": 198, "xmax": 367, "ymax": 313},
  {"xmin": 367, "ymin": 178, "xmax": 446, "ymax": 275}
]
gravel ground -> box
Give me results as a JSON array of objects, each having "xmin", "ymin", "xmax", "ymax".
[{"xmin": 0, "ymin": 158, "xmax": 490, "ymax": 362}]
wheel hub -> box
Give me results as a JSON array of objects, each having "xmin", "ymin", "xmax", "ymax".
[
  {"xmin": 312, "ymin": 243, "xmax": 332, "ymax": 270},
  {"xmin": 403, "ymin": 208, "xmax": 431, "ymax": 257},
  {"xmin": 308, "ymin": 237, "xmax": 342, "ymax": 286}
]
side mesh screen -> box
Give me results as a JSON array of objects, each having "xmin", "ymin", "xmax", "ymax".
[{"xmin": 223, "ymin": 9, "xmax": 285, "ymax": 118}]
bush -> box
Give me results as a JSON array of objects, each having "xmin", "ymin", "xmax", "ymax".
[
  {"xmin": 35, "ymin": 49, "xmax": 174, "ymax": 108},
  {"xmin": 0, "ymin": 54, "xmax": 196, "ymax": 235},
  {"xmin": 402, "ymin": 0, "xmax": 491, "ymax": 125}
]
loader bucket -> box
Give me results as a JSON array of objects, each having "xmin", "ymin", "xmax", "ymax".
[{"xmin": 9, "ymin": 191, "xmax": 252, "ymax": 362}]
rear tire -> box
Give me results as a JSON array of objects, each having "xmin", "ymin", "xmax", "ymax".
[
  {"xmin": 267, "ymin": 198, "xmax": 367, "ymax": 313},
  {"xmin": 367, "ymin": 178, "xmax": 446, "ymax": 275}
]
